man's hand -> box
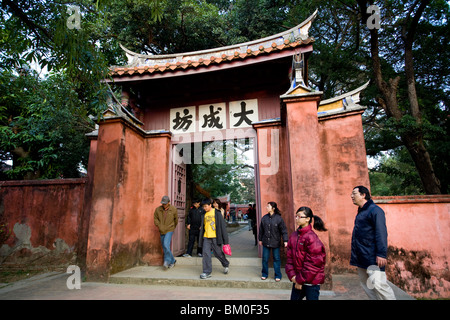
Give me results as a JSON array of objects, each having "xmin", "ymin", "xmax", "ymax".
[{"xmin": 376, "ymin": 256, "xmax": 387, "ymax": 268}]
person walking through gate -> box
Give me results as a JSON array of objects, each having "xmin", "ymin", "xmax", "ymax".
[
  {"xmin": 247, "ymin": 204, "xmax": 257, "ymax": 246},
  {"xmin": 285, "ymin": 206, "xmax": 327, "ymax": 300},
  {"xmin": 350, "ymin": 186, "xmax": 396, "ymax": 300},
  {"xmin": 154, "ymin": 195, "xmax": 178, "ymax": 269},
  {"xmin": 199, "ymin": 198, "xmax": 230, "ymax": 279},
  {"xmin": 213, "ymin": 198, "xmax": 225, "ymax": 217},
  {"xmin": 259, "ymin": 202, "xmax": 288, "ymax": 281},
  {"xmin": 184, "ymin": 199, "xmax": 204, "ymax": 257}
]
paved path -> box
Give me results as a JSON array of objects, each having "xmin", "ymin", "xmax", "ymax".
[{"xmin": 0, "ymin": 224, "xmax": 413, "ymax": 301}]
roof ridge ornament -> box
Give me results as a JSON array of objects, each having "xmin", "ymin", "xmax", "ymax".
[
  {"xmin": 319, "ymin": 81, "xmax": 370, "ymax": 108},
  {"xmin": 292, "ymin": 52, "xmax": 306, "ymax": 88},
  {"xmin": 99, "ymin": 83, "xmax": 144, "ymax": 127},
  {"xmin": 117, "ymin": 9, "xmax": 318, "ymax": 68}
]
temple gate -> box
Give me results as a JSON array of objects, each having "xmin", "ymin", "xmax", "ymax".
[{"xmin": 84, "ymin": 11, "xmax": 370, "ymax": 283}]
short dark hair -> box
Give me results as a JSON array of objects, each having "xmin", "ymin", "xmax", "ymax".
[
  {"xmin": 354, "ymin": 185, "xmax": 371, "ymax": 200},
  {"xmin": 201, "ymin": 198, "xmax": 213, "ymax": 206}
]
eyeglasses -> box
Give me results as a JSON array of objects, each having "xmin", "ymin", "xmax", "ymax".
[{"xmin": 295, "ymin": 215, "xmax": 308, "ymax": 219}]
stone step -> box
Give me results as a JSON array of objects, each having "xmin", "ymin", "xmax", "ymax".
[
  {"xmin": 175, "ymin": 256, "xmax": 261, "ymax": 267},
  {"xmin": 109, "ymin": 264, "xmax": 294, "ymax": 290}
]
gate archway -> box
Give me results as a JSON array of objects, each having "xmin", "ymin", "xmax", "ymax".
[{"xmin": 84, "ymin": 11, "xmax": 371, "ymax": 288}]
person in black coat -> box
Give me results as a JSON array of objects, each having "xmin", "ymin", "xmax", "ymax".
[
  {"xmin": 184, "ymin": 199, "xmax": 204, "ymax": 257},
  {"xmin": 258, "ymin": 201, "xmax": 288, "ymax": 281},
  {"xmin": 247, "ymin": 204, "xmax": 257, "ymax": 245},
  {"xmin": 350, "ymin": 186, "xmax": 396, "ymax": 300}
]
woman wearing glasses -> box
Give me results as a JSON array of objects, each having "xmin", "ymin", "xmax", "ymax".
[{"xmin": 285, "ymin": 206, "xmax": 327, "ymax": 300}]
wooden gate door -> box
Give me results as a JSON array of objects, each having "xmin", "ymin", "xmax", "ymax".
[{"xmin": 171, "ymin": 149, "xmax": 187, "ymax": 257}]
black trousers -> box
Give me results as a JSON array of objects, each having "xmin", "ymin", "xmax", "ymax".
[
  {"xmin": 186, "ymin": 230, "xmax": 202, "ymax": 255},
  {"xmin": 290, "ymin": 283, "xmax": 320, "ymax": 300}
]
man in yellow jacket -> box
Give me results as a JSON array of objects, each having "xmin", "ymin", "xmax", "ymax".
[{"xmin": 154, "ymin": 195, "xmax": 178, "ymax": 268}]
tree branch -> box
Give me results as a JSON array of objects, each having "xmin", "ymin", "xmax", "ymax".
[
  {"xmin": 2, "ymin": 0, "xmax": 54, "ymax": 49},
  {"xmin": 403, "ymin": 0, "xmax": 430, "ymax": 123}
]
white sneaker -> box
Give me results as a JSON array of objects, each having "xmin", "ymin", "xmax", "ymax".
[
  {"xmin": 223, "ymin": 267, "xmax": 229, "ymax": 274},
  {"xmin": 200, "ymin": 273, "xmax": 211, "ymax": 279}
]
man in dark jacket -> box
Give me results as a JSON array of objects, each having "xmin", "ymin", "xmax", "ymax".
[
  {"xmin": 184, "ymin": 200, "xmax": 204, "ymax": 257},
  {"xmin": 350, "ymin": 186, "xmax": 396, "ymax": 300}
]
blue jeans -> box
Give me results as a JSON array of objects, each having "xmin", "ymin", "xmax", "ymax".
[
  {"xmin": 261, "ymin": 246, "xmax": 281, "ymax": 279},
  {"xmin": 160, "ymin": 231, "xmax": 176, "ymax": 265},
  {"xmin": 290, "ymin": 283, "xmax": 320, "ymax": 300}
]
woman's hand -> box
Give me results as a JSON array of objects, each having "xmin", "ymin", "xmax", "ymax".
[
  {"xmin": 294, "ymin": 283, "xmax": 303, "ymax": 290},
  {"xmin": 291, "ymin": 276, "xmax": 302, "ymax": 290}
]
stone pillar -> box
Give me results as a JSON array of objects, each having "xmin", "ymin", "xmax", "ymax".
[
  {"xmin": 76, "ymin": 136, "xmax": 97, "ymax": 270},
  {"xmin": 318, "ymin": 109, "xmax": 370, "ymax": 271},
  {"xmin": 139, "ymin": 131, "xmax": 172, "ymax": 266},
  {"xmin": 85, "ymin": 116, "xmax": 172, "ymax": 281},
  {"xmin": 281, "ymin": 91, "xmax": 332, "ymax": 289},
  {"xmin": 85, "ymin": 118, "xmax": 124, "ymax": 281},
  {"xmin": 254, "ymin": 119, "xmax": 294, "ymax": 260}
]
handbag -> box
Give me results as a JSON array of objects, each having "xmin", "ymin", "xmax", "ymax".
[{"xmin": 223, "ymin": 244, "xmax": 232, "ymax": 256}]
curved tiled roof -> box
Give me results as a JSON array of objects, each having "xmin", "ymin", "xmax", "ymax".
[{"xmin": 111, "ymin": 9, "xmax": 317, "ymax": 77}]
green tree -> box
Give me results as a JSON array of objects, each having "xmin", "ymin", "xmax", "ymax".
[
  {"xmin": 108, "ymin": 0, "xmax": 226, "ymax": 54},
  {"xmin": 1, "ymin": 0, "xmax": 448, "ymax": 195},
  {"xmin": 0, "ymin": 0, "xmax": 125, "ymax": 179},
  {"xmin": 188, "ymin": 140, "xmax": 255, "ymax": 204},
  {"xmin": 0, "ymin": 70, "xmax": 95, "ymax": 179},
  {"xmin": 369, "ymin": 148, "xmax": 423, "ymax": 196},
  {"xmin": 287, "ymin": 1, "xmax": 449, "ymax": 194},
  {"xmin": 357, "ymin": 0, "xmax": 448, "ymax": 194}
]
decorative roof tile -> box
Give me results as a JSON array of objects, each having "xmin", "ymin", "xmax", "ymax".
[{"xmin": 110, "ymin": 10, "xmax": 317, "ymax": 78}]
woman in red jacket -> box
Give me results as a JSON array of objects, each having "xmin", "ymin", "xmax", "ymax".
[{"xmin": 285, "ymin": 206, "xmax": 327, "ymax": 300}]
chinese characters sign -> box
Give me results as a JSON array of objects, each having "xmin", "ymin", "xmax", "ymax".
[
  {"xmin": 170, "ymin": 106, "xmax": 196, "ymax": 133},
  {"xmin": 199, "ymin": 103, "xmax": 226, "ymax": 131},
  {"xmin": 170, "ymin": 99, "xmax": 258, "ymax": 134},
  {"xmin": 229, "ymin": 99, "xmax": 258, "ymax": 128}
]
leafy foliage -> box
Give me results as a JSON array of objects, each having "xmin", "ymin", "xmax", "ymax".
[
  {"xmin": 189, "ymin": 140, "xmax": 255, "ymax": 204},
  {"xmin": 0, "ymin": 70, "xmax": 94, "ymax": 179},
  {"xmin": 369, "ymin": 149, "xmax": 424, "ymax": 196},
  {"xmin": 0, "ymin": 0, "xmax": 121, "ymax": 179},
  {"xmin": 0, "ymin": 0, "xmax": 448, "ymax": 195}
]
